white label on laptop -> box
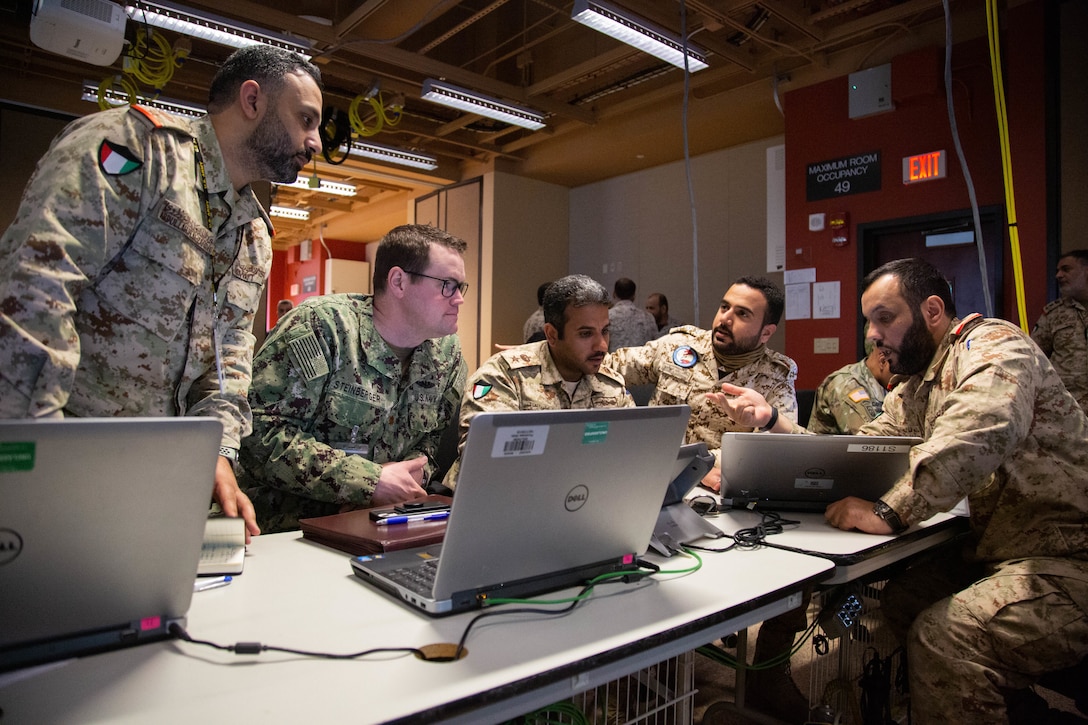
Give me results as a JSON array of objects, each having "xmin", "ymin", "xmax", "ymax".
[
  {"xmin": 847, "ymin": 443, "xmax": 913, "ymax": 453},
  {"xmin": 492, "ymin": 426, "xmax": 549, "ymax": 457},
  {"xmin": 794, "ymin": 477, "xmax": 834, "ymax": 490}
]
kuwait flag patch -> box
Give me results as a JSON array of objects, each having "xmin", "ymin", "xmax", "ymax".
[
  {"xmin": 472, "ymin": 383, "xmax": 493, "ymax": 400},
  {"xmin": 98, "ymin": 140, "xmax": 142, "ymax": 175}
]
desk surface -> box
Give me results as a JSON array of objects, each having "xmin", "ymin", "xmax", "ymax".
[
  {"xmin": 704, "ymin": 507, "xmax": 969, "ymax": 584},
  {"xmin": 1, "ymin": 531, "xmax": 832, "ymax": 724}
]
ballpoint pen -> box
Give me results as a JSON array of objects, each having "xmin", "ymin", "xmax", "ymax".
[
  {"xmin": 193, "ymin": 575, "xmax": 233, "ymax": 592},
  {"xmin": 374, "ymin": 511, "xmax": 451, "ymax": 526}
]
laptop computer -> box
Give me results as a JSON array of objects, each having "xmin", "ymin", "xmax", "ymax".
[
  {"xmin": 350, "ymin": 405, "xmax": 691, "ymax": 616},
  {"xmin": 648, "ymin": 443, "xmax": 725, "ymax": 556},
  {"xmin": 719, "ymin": 432, "xmax": 923, "ymax": 512},
  {"xmin": 0, "ymin": 417, "xmax": 222, "ymax": 672}
]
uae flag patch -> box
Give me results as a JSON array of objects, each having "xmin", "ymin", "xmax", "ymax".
[{"xmin": 98, "ymin": 140, "xmax": 142, "ymax": 175}]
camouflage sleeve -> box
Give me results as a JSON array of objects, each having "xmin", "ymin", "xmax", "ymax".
[
  {"xmin": 606, "ymin": 339, "xmax": 662, "ymax": 386},
  {"xmin": 409, "ymin": 351, "xmax": 465, "ymax": 486},
  {"xmin": 1030, "ymin": 308, "xmax": 1054, "ymax": 356},
  {"xmin": 0, "ymin": 114, "xmax": 148, "ymax": 417},
  {"xmin": 242, "ymin": 312, "xmax": 383, "ymax": 506},
  {"xmin": 810, "ymin": 370, "xmax": 880, "ymax": 435},
  {"xmin": 442, "ymin": 355, "xmax": 522, "ymax": 489},
  {"xmin": 880, "ymin": 325, "xmax": 1038, "ymax": 526}
]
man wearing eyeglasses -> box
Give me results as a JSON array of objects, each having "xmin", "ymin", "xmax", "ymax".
[{"xmin": 238, "ymin": 224, "xmax": 468, "ymax": 533}]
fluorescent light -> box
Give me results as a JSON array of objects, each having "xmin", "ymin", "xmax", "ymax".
[
  {"xmin": 124, "ymin": 1, "xmax": 312, "ymax": 59},
  {"xmin": 341, "ymin": 140, "xmax": 440, "ymax": 171},
  {"xmin": 421, "ymin": 79, "xmax": 546, "ymax": 131},
  {"xmin": 571, "ymin": 0, "xmax": 708, "ymax": 72},
  {"xmin": 81, "ymin": 80, "xmax": 207, "ymax": 118},
  {"xmin": 269, "ymin": 206, "xmax": 310, "ymax": 220},
  {"xmin": 276, "ymin": 178, "xmax": 358, "ymax": 196}
]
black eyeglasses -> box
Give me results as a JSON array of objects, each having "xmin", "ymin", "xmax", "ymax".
[{"xmin": 406, "ymin": 271, "xmax": 469, "ymax": 298}]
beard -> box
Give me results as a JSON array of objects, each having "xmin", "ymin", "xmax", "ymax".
[
  {"xmin": 245, "ymin": 109, "xmax": 307, "ymax": 184},
  {"xmin": 884, "ymin": 311, "xmax": 938, "ymax": 375},
  {"xmin": 712, "ymin": 325, "xmax": 763, "ymax": 356}
]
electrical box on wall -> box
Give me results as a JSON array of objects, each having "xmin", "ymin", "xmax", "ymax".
[
  {"xmin": 848, "ymin": 64, "xmax": 894, "ymax": 119},
  {"xmin": 324, "ymin": 259, "xmax": 371, "ymax": 295}
]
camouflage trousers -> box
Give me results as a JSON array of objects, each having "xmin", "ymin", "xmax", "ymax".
[{"xmin": 882, "ymin": 548, "xmax": 1088, "ymax": 723}]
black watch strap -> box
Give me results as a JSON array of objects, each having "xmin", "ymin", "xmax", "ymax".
[{"xmin": 873, "ymin": 500, "xmax": 908, "ymax": 534}]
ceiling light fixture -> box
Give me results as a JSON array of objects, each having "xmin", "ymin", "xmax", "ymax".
[
  {"xmin": 269, "ymin": 206, "xmax": 310, "ymax": 220},
  {"xmin": 571, "ymin": 0, "xmax": 708, "ymax": 72},
  {"xmin": 276, "ymin": 178, "xmax": 357, "ymax": 196},
  {"xmin": 81, "ymin": 80, "xmax": 206, "ymax": 117},
  {"xmin": 421, "ymin": 79, "xmax": 546, "ymax": 131},
  {"xmin": 124, "ymin": 0, "xmax": 312, "ymax": 59},
  {"xmin": 341, "ymin": 140, "xmax": 440, "ymax": 171}
]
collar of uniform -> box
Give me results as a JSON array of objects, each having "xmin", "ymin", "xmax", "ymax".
[
  {"xmin": 916, "ymin": 317, "xmax": 961, "ymax": 385},
  {"xmin": 358, "ymin": 295, "xmax": 445, "ymax": 380},
  {"xmin": 193, "ymin": 116, "xmax": 270, "ymax": 234}
]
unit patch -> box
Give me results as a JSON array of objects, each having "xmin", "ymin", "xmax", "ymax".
[{"xmin": 98, "ymin": 140, "xmax": 142, "ymax": 176}]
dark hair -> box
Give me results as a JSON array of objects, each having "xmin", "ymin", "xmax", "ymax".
[
  {"xmin": 613, "ymin": 277, "xmax": 636, "ymax": 300},
  {"xmin": 536, "ymin": 281, "xmax": 551, "ymax": 306},
  {"xmin": 544, "ymin": 275, "xmax": 610, "ymax": 338},
  {"xmin": 207, "ymin": 45, "xmax": 322, "ymax": 113},
  {"xmin": 372, "ymin": 225, "xmax": 468, "ymax": 295},
  {"xmin": 649, "ymin": 292, "xmax": 669, "ymax": 309},
  {"xmin": 862, "ymin": 258, "xmax": 957, "ymax": 317},
  {"xmin": 734, "ymin": 275, "xmax": 784, "ymax": 326},
  {"xmin": 1059, "ymin": 249, "xmax": 1088, "ymax": 265}
]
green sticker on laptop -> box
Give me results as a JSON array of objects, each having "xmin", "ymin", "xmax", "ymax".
[
  {"xmin": 0, "ymin": 442, "xmax": 35, "ymax": 472},
  {"xmin": 582, "ymin": 421, "xmax": 609, "ymax": 444}
]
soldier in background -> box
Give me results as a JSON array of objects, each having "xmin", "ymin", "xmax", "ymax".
[
  {"xmin": 522, "ymin": 281, "xmax": 550, "ymax": 343},
  {"xmin": 443, "ymin": 274, "xmax": 630, "ymax": 488},
  {"xmin": 807, "ymin": 331, "xmax": 892, "ymax": 434},
  {"xmin": 0, "ymin": 45, "xmax": 323, "ymax": 541},
  {"xmin": 608, "ymin": 277, "xmax": 658, "ymax": 351},
  {"xmin": 239, "ymin": 225, "xmax": 467, "ymax": 534},
  {"xmin": 1031, "ymin": 249, "xmax": 1088, "ymax": 411}
]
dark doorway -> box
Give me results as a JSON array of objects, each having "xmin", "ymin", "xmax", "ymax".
[{"xmin": 858, "ymin": 206, "xmax": 1005, "ymax": 355}]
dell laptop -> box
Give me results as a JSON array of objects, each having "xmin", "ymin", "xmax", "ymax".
[
  {"xmin": 0, "ymin": 417, "xmax": 222, "ymax": 672},
  {"xmin": 350, "ymin": 405, "xmax": 691, "ymax": 615},
  {"xmin": 719, "ymin": 432, "xmax": 922, "ymax": 512}
]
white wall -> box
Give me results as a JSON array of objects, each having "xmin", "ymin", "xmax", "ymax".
[{"xmin": 570, "ymin": 135, "xmax": 786, "ymax": 345}]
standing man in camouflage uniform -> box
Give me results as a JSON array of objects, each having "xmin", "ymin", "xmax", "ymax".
[
  {"xmin": 609, "ymin": 275, "xmax": 797, "ymax": 490},
  {"xmin": 1031, "ymin": 249, "xmax": 1088, "ymax": 412},
  {"xmin": 807, "ymin": 334, "xmax": 892, "ymax": 434},
  {"xmin": 239, "ymin": 225, "xmax": 468, "ymax": 533},
  {"xmin": 608, "ymin": 277, "xmax": 658, "ymax": 351},
  {"xmin": 716, "ymin": 258, "xmax": 1088, "ymax": 722},
  {"xmin": 0, "ymin": 46, "xmax": 323, "ymax": 541},
  {"xmin": 442, "ymin": 274, "xmax": 631, "ymax": 489}
]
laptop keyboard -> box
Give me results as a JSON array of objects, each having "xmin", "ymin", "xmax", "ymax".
[{"xmin": 386, "ymin": 558, "xmax": 440, "ymax": 596}]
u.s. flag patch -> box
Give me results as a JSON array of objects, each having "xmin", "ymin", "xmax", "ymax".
[{"xmin": 98, "ymin": 140, "xmax": 142, "ymax": 175}]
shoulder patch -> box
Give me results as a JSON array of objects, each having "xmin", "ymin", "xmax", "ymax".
[
  {"xmin": 671, "ymin": 345, "xmax": 699, "ymax": 368},
  {"xmin": 472, "ymin": 382, "xmax": 493, "ymax": 400},
  {"xmin": 98, "ymin": 140, "xmax": 142, "ymax": 176},
  {"xmin": 287, "ymin": 331, "xmax": 330, "ymax": 382},
  {"xmin": 847, "ymin": 387, "xmax": 870, "ymax": 403},
  {"xmin": 952, "ymin": 313, "xmax": 984, "ymax": 337},
  {"xmin": 1042, "ymin": 298, "xmax": 1065, "ymax": 313}
]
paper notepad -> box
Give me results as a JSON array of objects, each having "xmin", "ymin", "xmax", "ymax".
[{"xmin": 198, "ymin": 518, "xmax": 246, "ymax": 576}]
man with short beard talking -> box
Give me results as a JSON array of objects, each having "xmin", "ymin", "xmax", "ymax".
[{"xmin": 712, "ymin": 257, "xmax": 1088, "ymax": 723}]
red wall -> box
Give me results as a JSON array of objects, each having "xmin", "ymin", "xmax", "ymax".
[
  {"xmin": 783, "ymin": 1, "xmax": 1050, "ymax": 389},
  {"xmin": 265, "ymin": 238, "xmax": 369, "ymax": 330}
]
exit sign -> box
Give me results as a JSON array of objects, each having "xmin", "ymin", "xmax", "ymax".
[{"xmin": 903, "ymin": 150, "xmax": 946, "ymax": 184}]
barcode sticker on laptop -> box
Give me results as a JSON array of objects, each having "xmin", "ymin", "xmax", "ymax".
[{"xmin": 492, "ymin": 426, "xmax": 549, "ymax": 457}]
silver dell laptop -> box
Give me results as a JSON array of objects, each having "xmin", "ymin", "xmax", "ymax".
[
  {"xmin": 350, "ymin": 405, "xmax": 691, "ymax": 615},
  {"xmin": 719, "ymin": 432, "xmax": 923, "ymax": 512},
  {"xmin": 0, "ymin": 417, "xmax": 222, "ymax": 672}
]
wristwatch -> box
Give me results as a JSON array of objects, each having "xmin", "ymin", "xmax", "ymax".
[
  {"xmin": 218, "ymin": 446, "xmax": 239, "ymax": 462},
  {"xmin": 872, "ymin": 500, "xmax": 908, "ymax": 534}
]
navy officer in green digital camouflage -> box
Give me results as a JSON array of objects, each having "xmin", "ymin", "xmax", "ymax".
[{"xmin": 239, "ymin": 224, "xmax": 468, "ymax": 533}]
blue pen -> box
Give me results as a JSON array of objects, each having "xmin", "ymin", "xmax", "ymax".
[
  {"xmin": 194, "ymin": 575, "xmax": 233, "ymax": 592},
  {"xmin": 374, "ymin": 511, "xmax": 450, "ymax": 526}
]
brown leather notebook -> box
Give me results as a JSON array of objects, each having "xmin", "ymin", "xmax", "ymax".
[{"xmin": 299, "ymin": 495, "xmax": 451, "ymax": 556}]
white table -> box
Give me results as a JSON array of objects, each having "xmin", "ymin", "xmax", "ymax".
[{"xmin": 0, "ymin": 531, "xmax": 832, "ymax": 724}]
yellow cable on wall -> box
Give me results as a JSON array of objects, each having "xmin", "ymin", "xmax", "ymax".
[{"xmin": 986, "ymin": 0, "xmax": 1029, "ymax": 331}]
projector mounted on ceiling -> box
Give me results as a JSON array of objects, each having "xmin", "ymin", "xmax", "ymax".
[{"xmin": 29, "ymin": 0, "xmax": 127, "ymax": 67}]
